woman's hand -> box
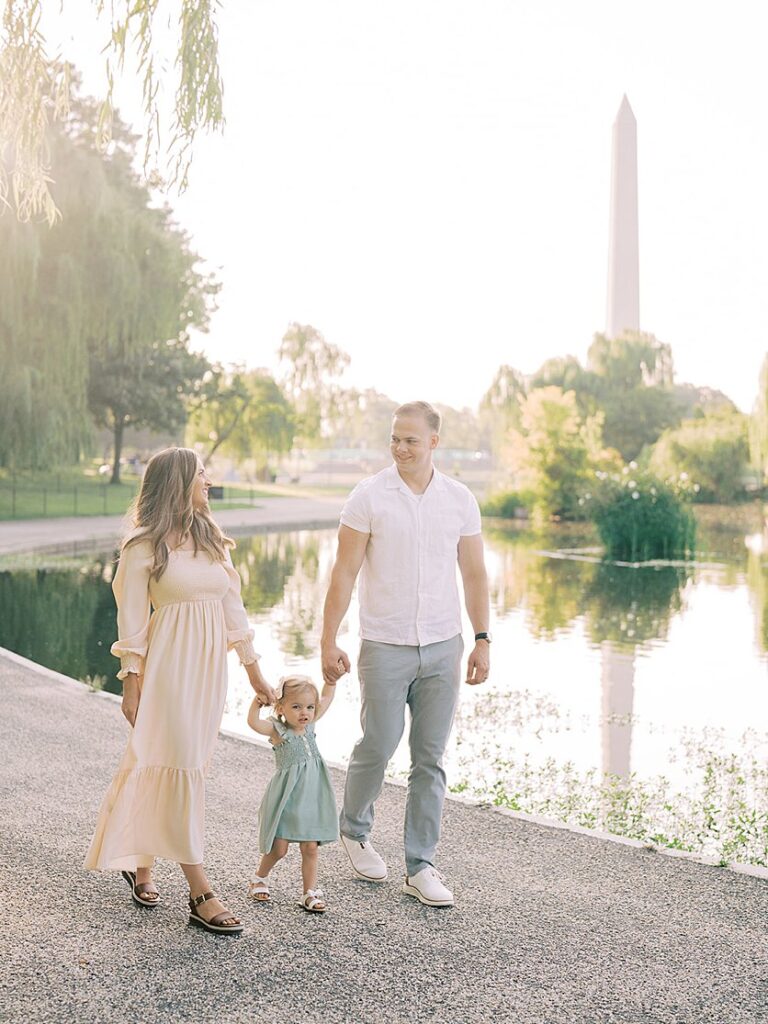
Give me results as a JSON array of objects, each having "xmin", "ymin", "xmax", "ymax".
[
  {"xmin": 121, "ymin": 672, "xmax": 141, "ymax": 726},
  {"xmin": 253, "ymin": 680, "xmax": 276, "ymax": 707},
  {"xmin": 245, "ymin": 661, "xmax": 277, "ymax": 706}
]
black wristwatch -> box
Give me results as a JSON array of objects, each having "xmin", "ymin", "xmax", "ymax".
[{"xmin": 474, "ymin": 631, "xmax": 492, "ymax": 643}]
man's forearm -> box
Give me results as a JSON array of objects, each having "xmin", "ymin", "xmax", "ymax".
[
  {"xmin": 463, "ymin": 571, "xmax": 490, "ymax": 634},
  {"xmin": 321, "ymin": 573, "xmax": 355, "ymax": 645}
]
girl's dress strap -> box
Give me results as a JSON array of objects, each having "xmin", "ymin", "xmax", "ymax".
[{"xmin": 270, "ymin": 717, "xmax": 288, "ymax": 738}]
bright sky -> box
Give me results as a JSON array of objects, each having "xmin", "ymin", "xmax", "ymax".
[{"xmin": 46, "ymin": 1, "xmax": 767, "ymax": 412}]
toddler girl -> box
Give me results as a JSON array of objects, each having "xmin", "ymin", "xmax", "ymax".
[{"xmin": 247, "ymin": 674, "xmax": 339, "ymax": 912}]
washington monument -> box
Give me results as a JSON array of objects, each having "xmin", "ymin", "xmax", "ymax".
[{"xmin": 605, "ymin": 95, "xmax": 639, "ymax": 339}]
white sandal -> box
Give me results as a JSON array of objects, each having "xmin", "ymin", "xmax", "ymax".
[
  {"xmin": 299, "ymin": 887, "xmax": 326, "ymax": 913},
  {"xmin": 247, "ymin": 875, "xmax": 270, "ymax": 902}
]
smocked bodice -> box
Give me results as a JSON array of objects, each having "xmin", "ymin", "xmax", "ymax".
[
  {"xmin": 150, "ymin": 549, "xmax": 230, "ymax": 608},
  {"xmin": 271, "ymin": 721, "xmax": 322, "ymax": 770}
]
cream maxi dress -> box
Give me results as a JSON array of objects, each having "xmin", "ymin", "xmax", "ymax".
[{"xmin": 84, "ymin": 535, "xmax": 258, "ymax": 871}]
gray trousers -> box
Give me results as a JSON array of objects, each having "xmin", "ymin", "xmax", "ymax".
[{"xmin": 339, "ymin": 634, "xmax": 463, "ymax": 876}]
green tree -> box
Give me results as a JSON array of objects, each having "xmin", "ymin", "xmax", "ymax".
[
  {"xmin": 586, "ymin": 332, "xmax": 679, "ymax": 461},
  {"xmin": 530, "ymin": 355, "xmax": 602, "ymax": 420},
  {"xmin": 89, "ymin": 338, "xmax": 211, "ymax": 484},
  {"xmin": 278, "ymin": 323, "xmax": 350, "ymax": 446},
  {"xmin": 434, "ymin": 404, "xmax": 483, "ymax": 450},
  {"xmin": 600, "ymin": 386, "xmax": 680, "ymax": 462},
  {"xmin": 0, "ymin": 84, "xmax": 217, "ymax": 471},
  {"xmin": 587, "ymin": 331, "xmax": 674, "ymax": 389},
  {"xmin": 189, "ymin": 367, "xmax": 252, "ymax": 465},
  {"xmin": 650, "ymin": 411, "xmax": 751, "ymax": 503},
  {"xmin": 507, "ymin": 387, "xmax": 594, "ymax": 524},
  {"xmin": 672, "ymin": 383, "xmax": 737, "ymax": 421},
  {"xmin": 0, "ymin": 1, "xmax": 223, "ymax": 223},
  {"xmin": 188, "ymin": 368, "xmax": 294, "ymax": 474},
  {"xmin": 321, "ymin": 387, "xmax": 399, "ymax": 449},
  {"xmin": 479, "ymin": 364, "xmax": 527, "ymax": 457}
]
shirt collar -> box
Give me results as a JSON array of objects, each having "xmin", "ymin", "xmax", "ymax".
[{"xmin": 385, "ymin": 463, "xmax": 446, "ymax": 493}]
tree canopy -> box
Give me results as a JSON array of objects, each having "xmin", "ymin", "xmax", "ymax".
[
  {"xmin": 649, "ymin": 411, "xmax": 750, "ymax": 503},
  {"xmin": 278, "ymin": 323, "xmax": 350, "ymax": 446},
  {"xmin": 0, "ymin": 0, "xmax": 224, "ymax": 223},
  {"xmin": 187, "ymin": 367, "xmax": 295, "ymax": 473},
  {"xmin": 0, "ymin": 81, "xmax": 218, "ymax": 470}
]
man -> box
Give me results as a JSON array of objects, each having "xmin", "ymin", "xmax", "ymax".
[{"xmin": 321, "ymin": 400, "xmax": 490, "ymax": 907}]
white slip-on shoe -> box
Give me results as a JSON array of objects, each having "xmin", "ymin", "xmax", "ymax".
[
  {"xmin": 402, "ymin": 867, "xmax": 454, "ymax": 907},
  {"xmin": 340, "ymin": 834, "xmax": 388, "ymax": 882}
]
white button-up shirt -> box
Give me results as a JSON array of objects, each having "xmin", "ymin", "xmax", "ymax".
[{"xmin": 339, "ymin": 464, "xmax": 482, "ymax": 646}]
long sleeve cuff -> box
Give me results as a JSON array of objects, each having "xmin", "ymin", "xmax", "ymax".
[
  {"xmin": 116, "ymin": 655, "xmax": 144, "ymax": 680},
  {"xmin": 232, "ymin": 637, "xmax": 259, "ymax": 666}
]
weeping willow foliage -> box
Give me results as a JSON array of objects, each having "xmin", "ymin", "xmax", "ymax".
[
  {"xmin": 0, "ymin": 88, "xmax": 216, "ymax": 469},
  {"xmin": 0, "ymin": 0, "xmax": 224, "ymax": 222}
]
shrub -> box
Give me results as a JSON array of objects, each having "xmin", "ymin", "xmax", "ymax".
[
  {"xmin": 649, "ymin": 412, "xmax": 750, "ymax": 503},
  {"xmin": 583, "ymin": 467, "xmax": 696, "ymax": 562},
  {"xmin": 480, "ymin": 490, "xmax": 533, "ymax": 518}
]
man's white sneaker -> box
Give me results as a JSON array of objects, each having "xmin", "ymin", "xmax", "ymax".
[
  {"xmin": 340, "ymin": 834, "xmax": 388, "ymax": 882},
  {"xmin": 402, "ymin": 867, "xmax": 454, "ymax": 907}
]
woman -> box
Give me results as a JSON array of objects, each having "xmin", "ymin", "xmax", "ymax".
[{"xmin": 84, "ymin": 447, "xmax": 275, "ymax": 935}]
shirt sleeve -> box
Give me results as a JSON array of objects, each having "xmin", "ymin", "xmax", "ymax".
[
  {"xmin": 222, "ymin": 548, "xmax": 259, "ymax": 666},
  {"xmin": 339, "ymin": 480, "xmax": 372, "ymax": 534},
  {"xmin": 460, "ymin": 490, "xmax": 482, "ymax": 536},
  {"xmin": 110, "ymin": 540, "xmax": 153, "ymax": 680}
]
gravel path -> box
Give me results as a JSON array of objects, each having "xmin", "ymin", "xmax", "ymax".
[{"xmin": 2, "ymin": 654, "xmax": 767, "ymax": 1024}]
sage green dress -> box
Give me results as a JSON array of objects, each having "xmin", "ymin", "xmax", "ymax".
[{"xmin": 258, "ymin": 720, "xmax": 339, "ymax": 854}]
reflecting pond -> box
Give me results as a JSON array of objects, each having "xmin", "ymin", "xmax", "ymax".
[{"xmin": 2, "ymin": 505, "xmax": 768, "ymax": 866}]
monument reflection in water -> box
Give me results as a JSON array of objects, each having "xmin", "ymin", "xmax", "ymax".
[{"xmin": 2, "ymin": 514, "xmax": 767, "ymax": 859}]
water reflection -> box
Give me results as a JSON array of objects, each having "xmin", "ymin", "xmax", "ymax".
[
  {"xmin": 0, "ymin": 555, "xmax": 117, "ymax": 684},
  {"xmin": 2, "ymin": 506, "xmax": 768, "ymax": 864},
  {"xmin": 487, "ymin": 525, "xmax": 693, "ymax": 783},
  {"xmin": 586, "ymin": 562, "xmax": 691, "ymax": 781},
  {"xmin": 231, "ymin": 531, "xmax": 327, "ymax": 660}
]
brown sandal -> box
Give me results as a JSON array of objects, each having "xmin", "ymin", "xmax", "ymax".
[
  {"xmin": 188, "ymin": 891, "xmax": 243, "ymax": 935},
  {"xmin": 121, "ymin": 869, "xmax": 160, "ymax": 909}
]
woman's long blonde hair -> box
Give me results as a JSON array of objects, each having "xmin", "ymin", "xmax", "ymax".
[{"xmin": 123, "ymin": 447, "xmax": 233, "ymax": 579}]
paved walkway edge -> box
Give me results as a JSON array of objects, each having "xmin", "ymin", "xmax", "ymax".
[{"xmin": 4, "ymin": 642, "xmax": 766, "ymax": 884}]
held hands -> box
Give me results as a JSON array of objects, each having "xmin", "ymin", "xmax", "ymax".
[
  {"xmin": 465, "ymin": 641, "xmax": 490, "ymax": 686},
  {"xmin": 253, "ymin": 682, "xmax": 276, "ymax": 707},
  {"xmin": 321, "ymin": 643, "xmax": 350, "ymax": 685},
  {"xmin": 245, "ymin": 661, "xmax": 278, "ymax": 707}
]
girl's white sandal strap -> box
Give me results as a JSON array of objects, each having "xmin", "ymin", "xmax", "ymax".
[
  {"xmin": 247, "ymin": 876, "xmax": 270, "ymax": 900},
  {"xmin": 300, "ymin": 888, "xmax": 326, "ymax": 912}
]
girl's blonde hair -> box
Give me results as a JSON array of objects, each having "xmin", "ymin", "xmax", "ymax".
[
  {"xmin": 123, "ymin": 446, "xmax": 233, "ymax": 580},
  {"xmin": 275, "ymin": 675, "xmax": 320, "ymax": 722}
]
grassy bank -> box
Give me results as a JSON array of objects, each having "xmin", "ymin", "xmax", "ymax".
[{"xmin": 0, "ymin": 467, "xmax": 276, "ymax": 520}]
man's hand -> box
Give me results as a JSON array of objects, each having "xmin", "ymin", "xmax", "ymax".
[
  {"xmin": 322, "ymin": 643, "xmax": 350, "ymax": 684},
  {"xmin": 465, "ymin": 641, "xmax": 490, "ymax": 686},
  {"xmin": 121, "ymin": 672, "xmax": 140, "ymax": 726}
]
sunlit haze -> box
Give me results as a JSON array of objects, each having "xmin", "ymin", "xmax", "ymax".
[{"xmin": 45, "ymin": 1, "xmax": 768, "ymax": 416}]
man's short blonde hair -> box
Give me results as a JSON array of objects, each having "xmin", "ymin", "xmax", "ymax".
[{"xmin": 392, "ymin": 401, "xmax": 441, "ymax": 434}]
